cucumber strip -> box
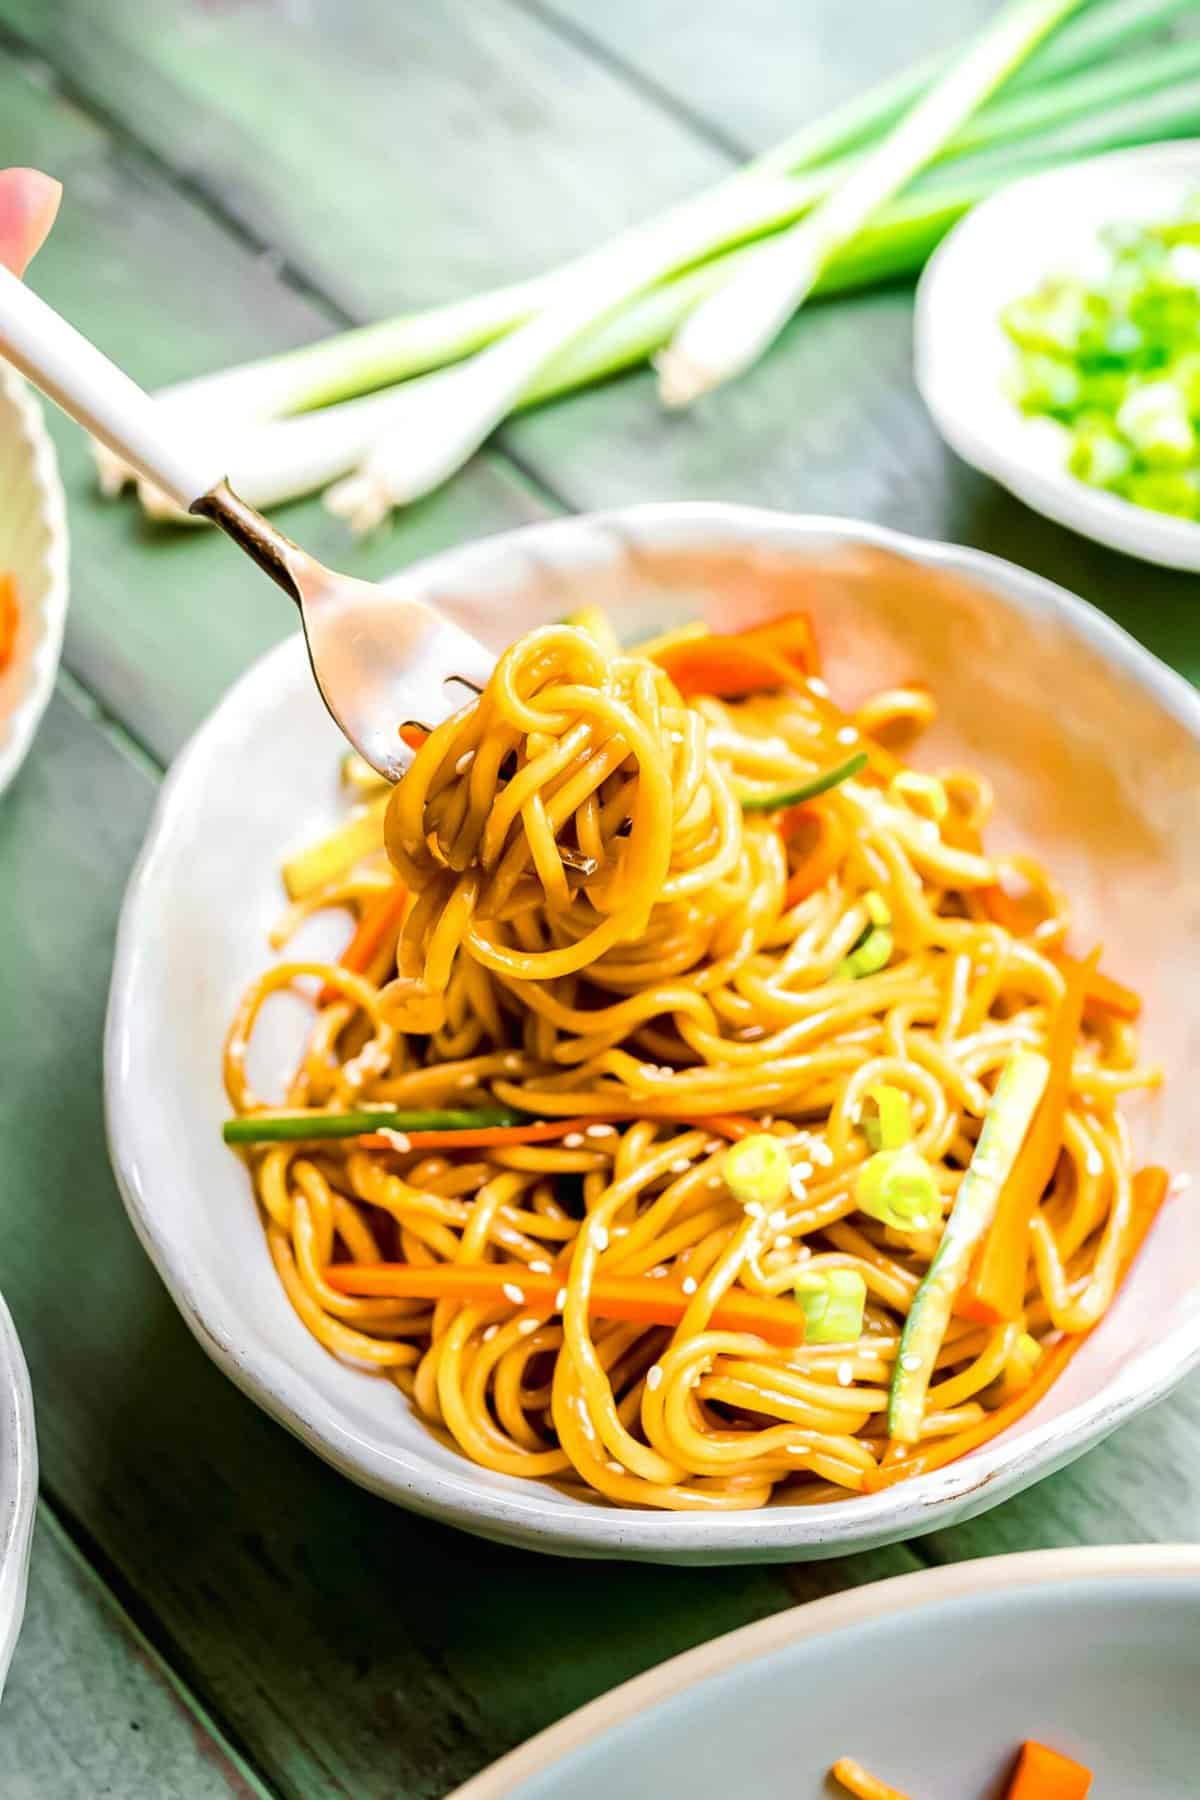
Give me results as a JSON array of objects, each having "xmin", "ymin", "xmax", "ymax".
[{"xmin": 887, "ymin": 1049, "xmax": 1050, "ymax": 1443}]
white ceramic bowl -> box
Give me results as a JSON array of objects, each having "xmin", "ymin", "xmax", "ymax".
[
  {"xmin": 0, "ymin": 363, "xmax": 68, "ymax": 797},
  {"xmin": 447, "ymin": 1546, "xmax": 1200, "ymax": 1798},
  {"xmin": 916, "ymin": 141, "xmax": 1200, "ymax": 571},
  {"xmin": 0, "ymin": 1292, "xmax": 36, "ymax": 1700},
  {"xmin": 106, "ymin": 504, "xmax": 1200, "ymax": 1562}
]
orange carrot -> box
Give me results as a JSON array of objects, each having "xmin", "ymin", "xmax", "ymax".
[
  {"xmin": 319, "ymin": 884, "xmax": 408, "ymax": 1005},
  {"xmin": 322, "ymin": 1262, "xmax": 806, "ymax": 1346},
  {"xmin": 958, "ymin": 951, "xmax": 1095, "ymax": 1325},
  {"xmin": 979, "ymin": 889, "xmax": 1141, "ymax": 1022},
  {"xmin": 1005, "ymin": 1740, "xmax": 1092, "ymax": 1800},
  {"xmin": 399, "ymin": 723, "xmax": 428, "ymax": 751},
  {"xmin": 358, "ymin": 1112, "xmax": 758, "ymax": 1153},
  {"xmin": 829, "ymin": 1758, "xmax": 913, "ymax": 1800},
  {"xmin": 0, "ymin": 572, "xmax": 18, "ymax": 673},
  {"xmin": 736, "ymin": 611, "xmax": 817, "ymax": 674},
  {"xmin": 651, "ymin": 634, "xmax": 803, "ymax": 700},
  {"xmin": 866, "ymin": 1167, "xmax": 1169, "ymax": 1492},
  {"xmin": 781, "ymin": 800, "xmax": 849, "ymax": 907}
]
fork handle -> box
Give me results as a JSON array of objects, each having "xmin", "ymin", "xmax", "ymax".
[{"xmin": 0, "ymin": 263, "xmax": 222, "ymax": 509}]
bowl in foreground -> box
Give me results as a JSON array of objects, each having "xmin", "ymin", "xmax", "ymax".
[
  {"xmin": 916, "ymin": 141, "xmax": 1200, "ymax": 570},
  {"xmin": 0, "ymin": 363, "xmax": 68, "ymax": 798},
  {"xmin": 106, "ymin": 503, "xmax": 1200, "ymax": 1560},
  {"xmin": 0, "ymin": 1293, "xmax": 36, "ymax": 1698},
  {"xmin": 447, "ymin": 1546, "xmax": 1200, "ymax": 1797}
]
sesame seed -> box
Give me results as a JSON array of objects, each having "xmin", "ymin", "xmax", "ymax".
[
  {"xmin": 774, "ymin": 1234, "xmax": 791, "ymax": 1251},
  {"xmin": 605, "ymin": 1461, "xmax": 625, "ymax": 1476},
  {"xmin": 502, "ymin": 1283, "xmax": 526, "ymax": 1306},
  {"xmin": 739, "ymin": 1025, "xmax": 765, "ymax": 1041},
  {"xmin": 900, "ymin": 1352, "xmax": 921, "ymax": 1372},
  {"xmin": 1169, "ymin": 1172, "xmax": 1192, "ymax": 1197},
  {"xmin": 563, "ymin": 1132, "xmax": 585, "ymax": 1148},
  {"xmin": 836, "ymin": 725, "xmax": 859, "ymax": 745},
  {"xmin": 518, "ymin": 1317, "xmax": 539, "ymax": 1336},
  {"xmin": 671, "ymin": 1157, "xmax": 691, "ymax": 1174},
  {"xmin": 681, "ymin": 1276, "xmax": 698, "ymax": 1295},
  {"xmin": 703, "ymin": 1137, "xmax": 722, "ymax": 1154},
  {"xmin": 585, "ymin": 1123, "xmax": 615, "ymax": 1139},
  {"xmin": 646, "ymin": 1364, "xmax": 664, "ymax": 1391},
  {"xmin": 528, "ymin": 1259, "xmax": 552, "ymax": 1274},
  {"xmin": 837, "ymin": 1361, "xmax": 854, "ymax": 1387},
  {"xmin": 378, "ymin": 1129, "xmax": 412, "ymax": 1152},
  {"xmin": 761, "ymin": 1116, "xmax": 775, "ymax": 1128},
  {"xmin": 501, "ymin": 1053, "xmax": 524, "ymax": 1072},
  {"xmin": 789, "ymin": 1444, "xmax": 812, "ymax": 1457},
  {"xmin": 745, "ymin": 1202, "xmax": 765, "ymax": 1220},
  {"xmin": 789, "ymin": 1167, "xmax": 809, "ymax": 1200},
  {"xmin": 482, "ymin": 1324, "xmax": 499, "ymax": 1342},
  {"xmin": 768, "ymin": 1208, "xmax": 788, "ymax": 1230},
  {"xmin": 649, "ymin": 1265, "xmax": 669, "ymax": 1279},
  {"xmin": 811, "ymin": 1142, "xmax": 834, "ymax": 1167},
  {"xmin": 707, "ymin": 1175, "xmax": 723, "ymax": 1189},
  {"xmin": 807, "ymin": 677, "xmax": 830, "ymax": 699},
  {"xmin": 455, "ymin": 751, "xmax": 475, "ymax": 774}
]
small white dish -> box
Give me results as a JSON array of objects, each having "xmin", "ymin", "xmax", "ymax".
[
  {"xmin": 106, "ymin": 503, "xmax": 1200, "ymax": 1562},
  {"xmin": 447, "ymin": 1546, "xmax": 1200, "ymax": 1798},
  {"xmin": 0, "ymin": 362, "xmax": 68, "ymax": 798},
  {"xmin": 916, "ymin": 141, "xmax": 1200, "ymax": 571},
  {"xmin": 0, "ymin": 1292, "xmax": 36, "ymax": 1700}
]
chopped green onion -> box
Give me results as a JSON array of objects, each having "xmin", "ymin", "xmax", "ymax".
[
  {"xmin": 888, "ymin": 1050, "xmax": 1050, "ymax": 1443},
  {"xmin": 838, "ymin": 926, "xmax": 894, "ymax": 980},
  {"xmin": 739, "ymin": 751, "xmax": 868, "ymax": 813},
  {"xmin": 795, "ymin": 1269, "xmax": 868, "ymax": 1343},
  {"xmin": 857, "ymin": 1145, "xmax": 940, "ymax": 1232},
  {"xmin": 223, "ymin": 1106, "xmax": 526, "ymax": 1144},
  {"xmin": 724, "ymin": 1133, "xmax": 793, "ymax": 1210},
  {"xmin": 868, "ymin": 1083, "xmax": 913, "ymax": 1151}
]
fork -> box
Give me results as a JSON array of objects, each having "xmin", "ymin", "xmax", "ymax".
[{"xmin": 0, "ymin": 266, "xmax": 495, "ymax": 781}]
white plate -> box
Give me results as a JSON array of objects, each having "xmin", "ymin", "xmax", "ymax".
[
  {"xmin": 0, "ymin": 363, "xmax": 68, "ymax": 798},
  {"xmin": 106, "ymin": 504, "xmax": 1200, "ymax": 1561},
  {"xmin": 916, "ymin": 141, "xmax": 1200, "ymax": 570},
  {"xmin": 0, "ymin": 1292, "xmax": 36, "ymax": 1700},
  {"xmin": 448, "ymin": 1546, "xmax": 1200, "ymax": 1798}
]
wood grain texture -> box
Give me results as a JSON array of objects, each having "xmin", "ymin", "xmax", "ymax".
[
  {"xmin": 0, "ymin": 51, "xmax": 549, "ymax": 764},
  {"xmin": 0, "ymin": 684, "xmax": 917, "ymax": 1797},
  {"xmin": 1, "ymin": 1509, "xmax": 272, "ymax": 1799}
]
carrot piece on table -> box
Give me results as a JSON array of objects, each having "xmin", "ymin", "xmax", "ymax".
[
  {"xmin": 0, "ymin": 572, "xmax": 19, "ymax": 672},
  {"xmin": 866, "ymin": 1166, "xmax": 1169, "ymax": 1492},
  {"xmin": 958, "ymin": 950, "xmax": 1095, "ymax": 1325},
  {"xmin": 322, "ymin": 1262, "xmax": 806, "ymax": 1346},
  {"xmin": 1004, "ymin": 1740, "xmax": 1092, "ymax": 1799},
  {"xmin": 781, "ymin": 799, "xmax": 849, "ymax": 906},
  {"xmin": 829, "ymin": 1756, "xmax": 913, "ymax": 1800},
  {"xmin": 318, "ymin": 884, "xmax": 407, "ymax": 1004}
]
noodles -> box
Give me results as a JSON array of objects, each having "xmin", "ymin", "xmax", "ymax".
[{"xmin": 222, "ymin": 609, "xmax": 1164, "ymax": 1509}]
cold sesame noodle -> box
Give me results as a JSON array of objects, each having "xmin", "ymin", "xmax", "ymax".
[{"xmin": 223, "ymin": 612, "xmax": 1165, "ymax": 1510}]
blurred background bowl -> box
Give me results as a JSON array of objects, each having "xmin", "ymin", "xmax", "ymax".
[{"xmin": 0, "ymin": 361, "xmax": 68, "ymax": 799}]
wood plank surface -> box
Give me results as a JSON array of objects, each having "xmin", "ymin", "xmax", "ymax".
[
  {"xmin": 0, "ymin": 50, "xmax": 548, "ymax": 764},
  {"xmin": 1, "ymin": 1508, "xmax": 272, "ymax": 1799},
  {"xmin": 0, "ymin": 683, "xmax": 917, "ymax": 1798}
]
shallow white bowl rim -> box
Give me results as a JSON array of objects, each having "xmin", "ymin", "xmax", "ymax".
[
  {"xmin": 106, "ymin": 502, "xmax": 1200, "ymax": 1557},
  {"xmin": 0, "ymin": 1291, "xmax": 37, "ymax": 1699}
]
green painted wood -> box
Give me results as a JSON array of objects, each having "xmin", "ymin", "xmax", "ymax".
[
  {"xmin": 0, "ymin": 683, "xmax": 918, "ymax": 1798},
  {"xmin": 0, "ymin": 50, "xmax": 549, "ymax": 765},
  {"xmin": 1, "ymin": 1508, "xmax": 272, "ymax": 1799},
  {"xmin": 3, "ymin": 0, "xmax": 726, "ymax": 318}
]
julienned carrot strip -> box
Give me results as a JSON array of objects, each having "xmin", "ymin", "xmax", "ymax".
[
  {"xmin": 318, "ymin": 884, "xmax": 408, "ymax": 1004},
  {"xmin": 0, "ymin": 572, "xmax": 18, "ymax": 672},
  {"xmin": 322, "ymin": 1262, "xmax": 806, "ymax": 1347},
  {"xmin": 399, "ymin": 723, "xmax": 428, "ymax": 751},
  {"xmin": 865, "ymin": 1167, "xmax": 1169, "ymax": 1491},
  {"xmin": 651, "ymin": 635, "xmax": 803, "ymax": 700},
  {"xmin": 829, "ymin": 1758, "xmax": 913, "ymax": 1800},
  {"xmin": 781, "ymin": 800, "xmax": 849, "ymax": 906},
  {"xmin": 358, "ymin": 1116, "xmax": 621, "ymax": 1151},
  {"xmin": 736, "ymin": 611, "xmax": 817, "ymax": 675},
  {"xmin": 979, "ymin": 889, "xmax": 1141, "ymax": 1021},
  {"xmin": 1005, "ymin": 1740, "xmax": 1092, "ymax": 1800},
  {"xmin": 679, "ymin": 1113, "xmax": 760, "ymax": 1140},
  {"xmin": 957, "ymin": 950, "xmax": 1095, "ymax": 1326},
  {"xmin": 1058, "ymin": 952, "xmax": 1141, "ymax": 1021}
]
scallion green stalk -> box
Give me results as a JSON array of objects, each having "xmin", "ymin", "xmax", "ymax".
[{"xmin": 656, "ymin": 0, "xmax": 1090, "ymax": 408}]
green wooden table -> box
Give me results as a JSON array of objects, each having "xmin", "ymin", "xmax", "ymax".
[{"xmin": 0, "ymin": 3, "xmax": 1196, "ymax": 1792}]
